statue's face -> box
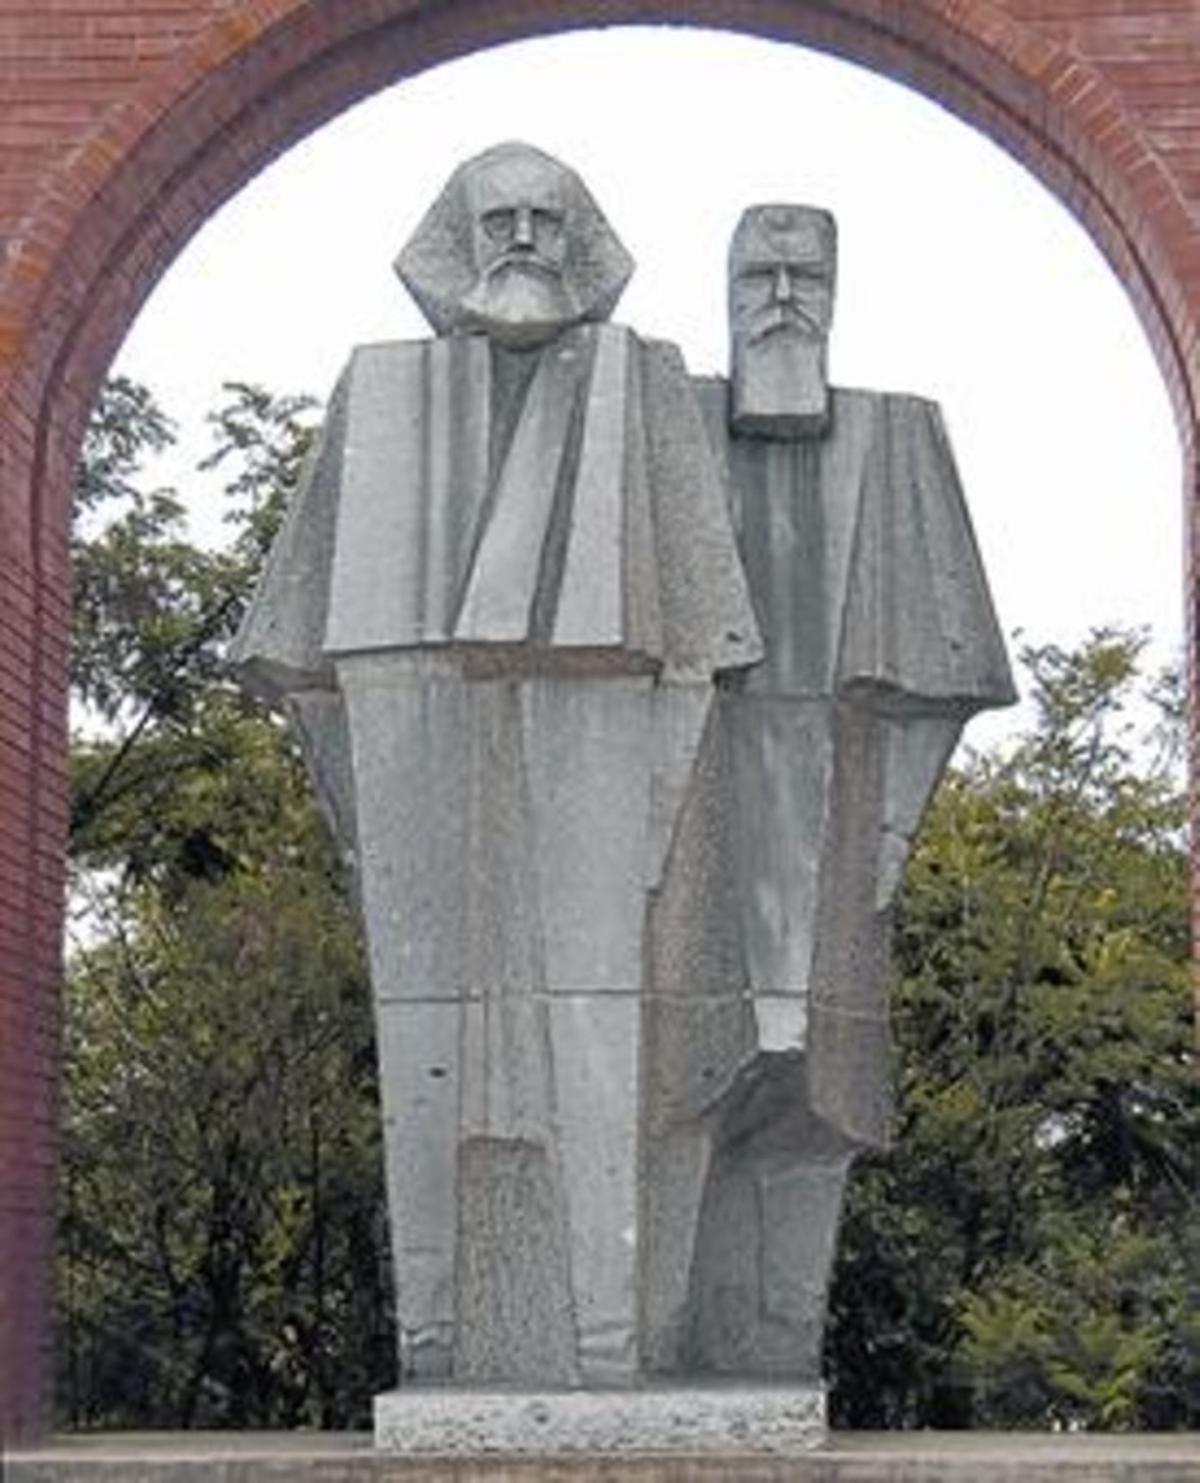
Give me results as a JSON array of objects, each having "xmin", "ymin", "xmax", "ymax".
[
  {"xmin": 461, "ymin": 153, "xmax": 579, "ymax": 346},
  {"xmin": 730, "ymin": 212, "xmax": 835, "ymax": 352},
  {"xmin": 395, "ymin": 142, "xmax": 633, "ymax": 343},
  {"xmin": 471, "ymin": 155, "xmax": 569, "ymax": 281},
  {"xmin": 728, "ymin": 206, "xmax": 836, "ymax": 438}
]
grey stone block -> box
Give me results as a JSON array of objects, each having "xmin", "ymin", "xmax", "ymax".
[
  {"xmin": 547, "ymin": 994, "xmax": 641, "ymax": 1385},
  {"xmin": 374, "ymin": 1384, "xmax": 827, "ymax": 1455},
  {"xmin": 454, "ymin": 1137, "xmax": 577, "ymax": 1385}
]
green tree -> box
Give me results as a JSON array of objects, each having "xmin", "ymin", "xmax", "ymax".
[
  {"xmin": 828, "ymin": 630, "xmax": 1198, "ymax": 1430},
  {"xmin": 61, "ymin": 379, "xmax": 394, "ymax": 1428}
]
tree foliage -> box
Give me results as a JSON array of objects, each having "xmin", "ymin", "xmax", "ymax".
[
  {"xmin": 62, "ymin": 380, "xmax": 393, "ymax": 1429},
  {"xmin": 828, "ymin": 631, "xmax": 1198, "ymax": 1430},
  {"xmin": 61, "ymin": 380, "xmax": 1197, "ymax": 1430}
]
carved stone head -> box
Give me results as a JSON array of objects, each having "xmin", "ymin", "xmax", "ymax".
[
  {"xmin": 396, "ymin": 142, "xmax": 634, "ymax": 349},
  {"xmin": 728, "ymin": 204, "xmax": 837, "ymax": 438}
]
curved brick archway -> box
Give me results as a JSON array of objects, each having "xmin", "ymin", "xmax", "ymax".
[{"xmin": 1, "ymin": 0, "xmax": 1198, "ymax": 1441}]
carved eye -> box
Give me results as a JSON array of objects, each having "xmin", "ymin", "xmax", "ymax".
[
  {"xmin": 481, "ymin": 209, "xmax": 515, "ymax": 243},
  {"xmin": 532, "ymin": 209, "xmax": 564, "ymax": 238},
  {"xmin": 732, "ymin": 271, "xmax": 773, "ymax": 306}
]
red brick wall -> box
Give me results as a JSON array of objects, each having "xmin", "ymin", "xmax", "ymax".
[{"xmin": 1, "ymin": 0, "xmax": 1197, "ymax": 1442}]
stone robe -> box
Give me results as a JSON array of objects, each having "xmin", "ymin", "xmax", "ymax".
[
  {"xmin": 697, "ymin": 382, "xmax": 1015, "ymax": 1145},
  {"xmin": 234, "ymin": 323, "xmax": 763, "ymax": 1386},
  {"xmin": 653, "ymin": 381, "xmax": 1015, "ymax": 1378}
]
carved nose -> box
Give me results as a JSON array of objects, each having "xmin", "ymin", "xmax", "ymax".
[
  {"xmin": 513, "ymin": 207, "xmax": 535, "ymax": 249},
  {"xmin": 773, "ymin": 266, "xmax": 793, "ymax": 303}
]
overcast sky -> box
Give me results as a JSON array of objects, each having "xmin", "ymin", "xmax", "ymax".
[{"xmin": 113, "ymin": 26, "xmax": 1183, "ymax": 750}]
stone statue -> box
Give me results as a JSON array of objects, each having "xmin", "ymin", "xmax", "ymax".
[
  {"xmin": 232, "ymin": 142, "xmax": 764, "ymax": 1398},
  {"xmin": 682, "ymin": 203, "xmax": 1017, "ymax": 1378},
  {"xmin": 232, "ymin": 155, "xmax": 1013, "ymax": 1450}
]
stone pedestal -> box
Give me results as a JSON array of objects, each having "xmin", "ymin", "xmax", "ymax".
[{"xmin": 373, "ymin": 1384, "xmax": 826, "ymax": 1456}]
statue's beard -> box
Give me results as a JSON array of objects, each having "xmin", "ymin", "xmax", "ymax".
[
  {"xmin": 731, "ymin": 328, "xmax": 830, "ymax": 438},
  {"xmin": 461, "ymin": 260, "xmax": 582, "ymax": 347}
]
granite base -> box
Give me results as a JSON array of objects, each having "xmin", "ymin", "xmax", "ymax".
[{"xmin": 373, "ymin": 1382, "xmax": 826, "ymax": 1455}]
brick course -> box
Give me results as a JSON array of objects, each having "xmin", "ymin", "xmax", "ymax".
[{"xmin": 0, "ymin": 0, "xmax": 1197, "ymax": 1444}]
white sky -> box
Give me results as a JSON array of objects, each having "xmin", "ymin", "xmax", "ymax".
[{"xmin": 114, "ymin": 26, "xmax": 1183, "ymax": 750}]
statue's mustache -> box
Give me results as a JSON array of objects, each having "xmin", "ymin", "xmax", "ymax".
[
  {"xmin": 748, "ymin": 304, "xmax": 824, "ymax": 343},
  {"xmin": 485, "ymin": 253, "xmax": 563, "ymax": 281}
]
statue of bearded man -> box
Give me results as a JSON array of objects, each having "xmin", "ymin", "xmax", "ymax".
[
  {"xmin": 233, "ymin": 144, "xmax": 763, "ymax": 1395},
  {"xmin": 678, "ymin": 203, "xmax": 1017, "ymax": 1382}
]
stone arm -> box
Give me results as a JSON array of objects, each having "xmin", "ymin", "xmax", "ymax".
[
  {"xmin": 837, "ymin": 394, "xmax": 1015, "ymax": 716},
  {"xmin": 231, "ymin": 370, "xmax": 358, "ymax": 861},
  {"xmin": 833, "ymin": 394, "xmax": 1015, "ymax": 903},
  {"xmin": 232, "ymin": 370, "xmax": 350, "ymax": 705},
  {"xmin": 872, "ymin": 710, "xmax": 963, "ymax": 907}
]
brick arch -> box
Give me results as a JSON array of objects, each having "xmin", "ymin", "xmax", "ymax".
[{"xmin": 2, "ymin": 0, "xmax": 1197, "ymax": 1439}]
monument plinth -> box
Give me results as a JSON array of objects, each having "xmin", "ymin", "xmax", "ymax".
[
  {"xmin": 373, "ymin": 1384, "xmax": 826, "ymax": 1456},
  {"xmin": 233, "ymin": 146, "xmax": 1014, "ymax": 1454}
]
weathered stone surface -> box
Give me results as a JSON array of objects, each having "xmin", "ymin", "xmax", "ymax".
[
  {"xmin": 454, "ymin": 1138, "xmax": 577, "ymax": 1385},
  {"xmin": 373, "ymin": 1384, "xmax": 827, "ymax": 1456},
  {"xmin": 232, "ymin": 153, "xmax": 1013, "ymax": 1428}
]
